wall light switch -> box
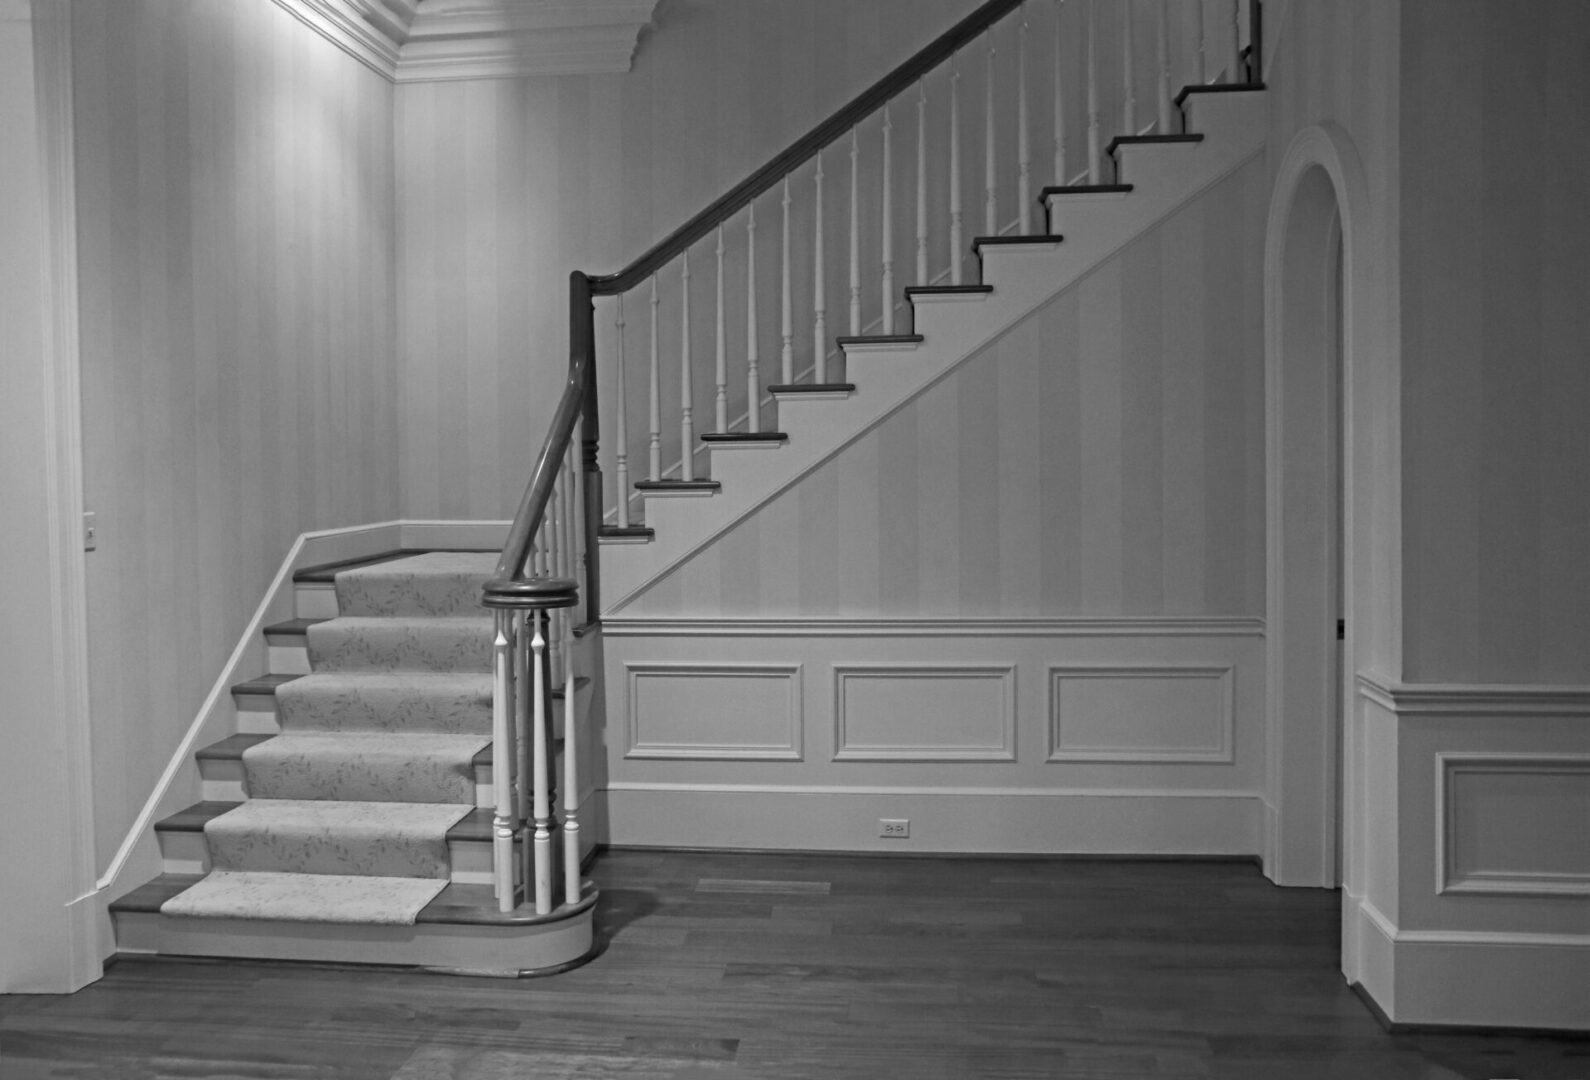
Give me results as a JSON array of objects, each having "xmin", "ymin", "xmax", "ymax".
[{"xmin": 83, "ymin": 511, "xmax": 97, "ymax": 551}]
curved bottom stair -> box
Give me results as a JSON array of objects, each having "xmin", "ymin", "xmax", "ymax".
[{"xmin": 110, "ymin": 549, "xmax": 596, "ymax": 977}]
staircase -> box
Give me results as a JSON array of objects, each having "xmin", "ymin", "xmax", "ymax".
[
  {"xmin": 111, "ymin": 551, "xmax": 596, "ymax": 975},
  {"xmin": 108, "ymin": 0, "xmax": 1268, "ymax": 975}
]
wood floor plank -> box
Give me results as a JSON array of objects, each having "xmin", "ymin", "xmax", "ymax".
[{"xmin": 5, "ymin": 851, "xmax": 1587, "ymax": 1078}]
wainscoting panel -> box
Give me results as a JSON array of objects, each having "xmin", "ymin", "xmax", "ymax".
[
  {"xmin": 625, "ymin": 663, "xmax": 803, "ymax": 761},
  {"xmin": 834, "ymin": 664, "xmax": 1016, "ymax": 762},
  {"xmin": 1048, "ymin": 665, "xmax": 1234, "ymax": 763},
  {"xmin": 600, "ymin": 619, "xmax": 1265, "ymax": 854},
  {"xmin": 1438, "ymin": 753, "xmax": 1590, "ymax": 898}
]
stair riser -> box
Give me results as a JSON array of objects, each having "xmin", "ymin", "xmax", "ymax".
[
  {"xmin": 157, "ymin": 830, "xmax": 501, "ymax": 885},
  {"xmin": 113, "ymin": 907, "xmax": 594, "ymax": 976},
  {"xmin": 295, "ymin": 582, "xmax": 339, "ymax": 620},
  {"xmin": 266, "ymin": 641, "xmax": 311, "ymax": 676}
]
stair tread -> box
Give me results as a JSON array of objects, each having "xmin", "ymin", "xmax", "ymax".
[
  {"xmin": 1107, "ymin": 132, "xmax": 1205, "ymax": 156},
  {"xmin": 635, "ymin": 479, "xmax": 721, "ymax": 491},
  {"xmin": 904, "ymin": 284, "xmax": 993, "ymax": 296},
  {"xmin": 598, "ymin": 525, "xmax": 655, "ymax": 538},
  {"xmin": 263, "ymin": 618, "xmax": 328, "ymax": 637},
  {"xmin": 157, "ymin": 801, "xmax": 497, "ymax": 844},
  {"xmin": 972, "ymin": 234, "xmax": 1064, "ymax": 257},
  {"xmin": 767, "ymin": 382, "xmax": 855, "ymax": 394},
  {"xmin": 835, "ymin": 334, "xmax": 924, "ymax": 345},
  {"xmin": 113, "ymin": 871, "xmax": 596, "ymax": 928},
  {"xmin": 701, "ymin": 431, "xmax": 789, "ymax": 442},
  {"xmin": 292, "ymin": 548, "xmax": 496, "ymax": 585},
  {"xmin": 1174, "ymin": 81, "xmax": 1266, "ymax": 108},
  {"xmin": 195, "ymin": 733, "xmax": 275, "ymax": 760},
  {"xmin": 1041, "ymin": 183, "xmax": 1134, "ymax": 195},
  {"xmin": 232, "ymin": 673, "xmax": 303, "ymax": 696}
]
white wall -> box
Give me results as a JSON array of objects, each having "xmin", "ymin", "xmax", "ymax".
[
  {"xmin": 72, "ymin": 0, "xmax": 402, "ymax": 877},
  {"xmin": 0, "ymin": 0, "xmax": 97, "ymax": 993}
]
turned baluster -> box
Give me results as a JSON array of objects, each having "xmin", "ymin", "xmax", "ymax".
[
  {"xmin": 679, "ymin": 251, "xmax": 694, "ymax": 480},
  {"xmin": 745, "ymin": 204, "xmax": 761, "ymax": 432},
  {"xmin": 881, "ymin": 104, "xmax": 895, "ymax": 333}
]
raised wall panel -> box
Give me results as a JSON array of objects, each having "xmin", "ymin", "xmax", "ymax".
[
  {"xmin": 1047, "ymin": 665, "xmax": 1234, "ymax": 763},
  {"xmin": 625, "ymin": 663, "xmax": 802, "ymax": 761},
  {"xmin": 1439, "ymin": 753, "xmax": 1590, "ymax": 897},
  {"xmin": 832, "ymin": 664, "xmax": 1016, "ymax": 762}
]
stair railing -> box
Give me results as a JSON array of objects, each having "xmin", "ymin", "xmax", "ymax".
[{"xmin": 484, "ymin": 0, "xmax": 1261, "ymax": 916}]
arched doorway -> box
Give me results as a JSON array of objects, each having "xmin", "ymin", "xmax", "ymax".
[{"xmin": 1263, "ymin": 126, "xmax": 1371, "ymax": 893}]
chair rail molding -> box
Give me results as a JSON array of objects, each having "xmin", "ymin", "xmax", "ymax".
[{"xmin": 267, "ymin": 0, "xmax": 658, "ymax": 81}]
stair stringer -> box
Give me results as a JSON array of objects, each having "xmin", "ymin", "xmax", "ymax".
[{"xmin": 602, "ymin": 92, "xmax": 1267, "ymax": 614}]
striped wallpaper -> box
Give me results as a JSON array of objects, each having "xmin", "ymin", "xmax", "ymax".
[
  {"xmin": 621, "ymin": 154, "xmax": 1269, "ymax": 619},
  {"xmin": 73, "ymin": 0, "xmax": 400, "ymax": 872},
  {"xmin": 1398, "ymin": 0, "xmax": 1590, "ymax": 685}
]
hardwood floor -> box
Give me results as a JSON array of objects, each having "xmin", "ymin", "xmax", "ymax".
[{"xmin": 2, "ymin": 850, "xmax": 1585, "ymax": 1079}]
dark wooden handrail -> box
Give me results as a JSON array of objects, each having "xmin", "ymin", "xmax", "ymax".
[{"xmin": 588, "ymin": 0, "xmax": 1024, "ymax": 297}]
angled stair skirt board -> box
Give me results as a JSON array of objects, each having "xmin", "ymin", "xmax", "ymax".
[
  {"xmin": 121, "ymin": 549, "xmax": 596, "ymax": 973},
  {"xmin": 602, "ymin": 90, "xmax": 1268, "ymax": 612}
]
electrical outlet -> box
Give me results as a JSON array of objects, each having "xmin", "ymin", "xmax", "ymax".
[
  {"xmin": 83, "ymin": 511, "xmax": 97, "ymax": 551},
  {"xmin": 879, "ymin": 818, "xmax": 909, "ymax": 839}
]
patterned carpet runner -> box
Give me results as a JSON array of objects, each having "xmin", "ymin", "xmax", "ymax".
[{"xmin": 162, "ymin": 552, "xmax": 499, "ymax": 925}]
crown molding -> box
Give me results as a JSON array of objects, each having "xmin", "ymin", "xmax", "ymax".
[{"xmin": 269, "ymin": 0, "xmax": 657, "ymax": 82}]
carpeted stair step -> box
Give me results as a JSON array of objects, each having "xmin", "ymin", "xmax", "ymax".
[
  {"xmin": 160, "ymin": 870, "xmax": 452, "ymax": 926},
  {"xmin": 200, "ymin": 798, "xmax": 472, "ymax": 879},
  {"xmin": 274, "ymin": 672, "xmax": 492, "ymax": 734},
  {"xmin": 305, "ymin": 616, "xmax": 493, "ymax": 673},
  {"xmin": 242, "ymin": 731, "xmax": 488, "ymax": 803},
  {"xmin": 331, "ymin": 551, "xmax": 499, "ymax": 617}
]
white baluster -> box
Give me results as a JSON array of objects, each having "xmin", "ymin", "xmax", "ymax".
[
  {"xmin": 984, "ymin": 29, "xmax": 997, "ymax": 236},
  {"xmin": 491, "ymin": 610, "xmax": 518, "ymax": 912},
  {"xmin": 780, "ymin": 177, "xmax": 793, "ymax": 383},
  {"xmin": 746, "ymin": 203, "xmax": 760, "ymax": 432},
  {"xmin": 949, "ymin": 57, "xmax": 963, "ymax": 284},
  {"xmin": 679, "ymin": 251, "xmax": 694, "ymax": 480},
  {"xmin": 512, "ymin": 609, "xmax": 529, "ymax": 856},
  {"xmin": 1086, "ymin": 0, "xmax": 1100, "ymax": 183},
  {"xmin": 614, "ymin": 295, "xmax": 629, "ymax": 527},
  {"xmin": 813, "ymin": 151, "xmax": 827, "ymax": 381},
  {"xmin": 881, "ymin": 104, "xmax": 895, "ymax": 334},
  {"xmin": 1157, "ymin": 0, "xmax": 1172, "ymax": 133},
  {"xmin": 714, "ymin": 225, "xmax": 727, "ymax": 433},
  {"xmin": 529, "ymin": 611, "xmax": 551, "ymax": 915},
  {"xmin": 548, "ymin": 472, "xmax": 563, "ymax": 681},
  {"xmin": 1053, "ymin": 0, "xmax": 1067, "ymax": 186},
  {"xmin": 1229, "ymin": 0, "xmax": 1241, "ymax": 83},
  {"xmin": 1197, "ymin": 0, "xmax": 1208, "ymax": 84},
  {"xmin": 1122, "ymin": 0, "xmax": 1136, "ymax": 135},
  {"xmin": 1018, "ymin": 8, "xmax": 1031, "ymax": 233},
  {"xmin": 647, "ymin": 275, "xmax": 660, "ymax": 481},
  {"xmin": 848, "ymin": 127, "xmax": 861, "ymax": 336},
  {"xmin": 915, "ymin": 80, "xmax": 929, "ymax": 285},
  {"xmin": 561, "ymin": 610, "xmax": 579, "ymax": 905}
]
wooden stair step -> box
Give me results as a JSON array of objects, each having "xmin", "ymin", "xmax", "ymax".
[
  {"xmin": 154, "ymin": 801, "xmax": 497, "ymax": 847},
  {"xmin": 598, "ymin": 524, "xmax": 655, "ymax": 543},
  {"xmin": 836, "ymin": 334, "xmax": 923, "ymax": 348},
  {"xmin": 195, "ymin": 733, "xmax": 275, "ymax": 760},
  {"xmin": 972, "ymin": 234, "xmax": 1064, "ymax": 257},
  {"xmin": 904, "ymin": 284, "xmax": 993, "ymax": 299},
  {"xmin": 291, "ymin": 548, "xmax": 495, "ymax": 584},
  {"xmin": 231, "ymin": 673, "xmax": 302, "ymax": 697},
  {"xmin": 1107, "ymin": 132, "xmax": 1204, "ymax": 157},
  {"xmin": 1174, "ymin": 81, "xmax": 1266, "ymax": 108},
  {"xmin": 1040, "ymin": 183, "xmax": 1133, "ymax": 197},
  {"xmin": 635, "ymin": 479, "xmax": 721, "ymax": 495},
  {"xmin": 700, "ymin": 431, "xmax": 789, "ymax": 445},
  {"xmin": 767, "ymin": 382, "xmax": 855, "ymax": 396}
]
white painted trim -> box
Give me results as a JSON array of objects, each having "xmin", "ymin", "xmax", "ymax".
[
  {"xmin": 1350, "ymin": 895, "xmax": 1590, "ymax": 1030},
  {"xmin": 33, "ymin": 0, "xmax": 98, "ymax": 987},
  {"xmin": 1046, "ymin": 664, "xmax": 1235, "ymax": 764},
  {"xmin": 623, "ymin": 661, "xmax": 803, "ymax": 761},
  {"xmin": 265, "ymin": 0, "xmax": 657, "ymax": 83},
  {"xmin": 601, "ymin": 616, "xmax": 1266, "ymax": 638},
  {"xmin": 607, "ymin": 781, "xmax": 1264, "ymax": 799},
  {"xmin": 600, "ymin": 786, "xmax": 1264, "ymax": 854},
  {"xmin": 1264, "ymin": 122, "xmax": 1382, "ymax": 889},
  {"xmin": 1436, "ymin": 752, "xmax": 1590, "ymax": 898},
  {"xmin": 1357, "ymin": 671, "xmax": 1590, "ymax": 716},
  {"xmin": 832, "ymin": 663, "xmax": 1017, "ymax": 763}
]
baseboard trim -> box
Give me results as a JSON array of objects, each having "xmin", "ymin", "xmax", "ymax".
[
  {"xmin": 601, "ymin": 616, "xmax": 1265, "ymax": 638},
  {"xmin": 1348, "ymin": 895, "xmax": 1590, "ymax": 1031},
  {"xmin": 599, "ymin": 786, "xmax": 1263, "ymax": 855}
]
